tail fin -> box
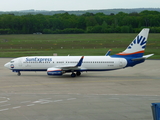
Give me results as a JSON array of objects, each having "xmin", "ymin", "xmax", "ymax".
[{"xmin": 115, "ymin": 28, "xmax": 150, "ymax": 58}]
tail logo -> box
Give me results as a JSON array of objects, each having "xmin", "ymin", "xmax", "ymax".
[{"xmin": 128, "ymin": 35, "xmax": 146, "ymax": 49}]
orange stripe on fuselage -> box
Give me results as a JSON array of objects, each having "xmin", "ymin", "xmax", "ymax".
[{"xmin": 117, "ymin": 50, "xmax": 144, "ymax": 55}]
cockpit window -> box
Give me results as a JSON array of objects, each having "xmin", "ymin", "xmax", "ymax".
[{"xmin": 10, "ymin": 61, "xmax": 14, "ymax": 63}]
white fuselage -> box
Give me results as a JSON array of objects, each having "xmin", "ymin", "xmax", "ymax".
[
  {"xmin": 4, "ymin": 56, "xmax": 127, "ymax": 72},
  {"xmin": 3, "ymin": 29, "xmax": 152, "ymax": 77}
]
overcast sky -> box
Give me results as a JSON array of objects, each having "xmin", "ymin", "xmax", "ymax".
[{"xmin": 0, "ymin": 0, "xmax": 160, "ymax": 11}]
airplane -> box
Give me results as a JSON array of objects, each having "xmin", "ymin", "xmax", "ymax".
[{"xmin": 4, "ymin": 28, "xmax": 154, "ymax": 77}]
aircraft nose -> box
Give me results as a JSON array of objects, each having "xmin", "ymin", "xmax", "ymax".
[{"xmin": 4, "ymin": 62, "xmax": 10, "ymax": 69}]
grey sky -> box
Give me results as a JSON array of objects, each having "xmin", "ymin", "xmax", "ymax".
[{"xmin": 0, "ymin": 0, "xmax": 160, "ymax": 11}]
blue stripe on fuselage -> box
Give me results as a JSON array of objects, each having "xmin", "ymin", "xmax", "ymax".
[{"xmin": 111, "ymin": 54, "xmax": 145, "ymax": 67}]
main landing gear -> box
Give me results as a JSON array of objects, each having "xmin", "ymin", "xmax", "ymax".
[
  {"xmin": 71, "ymin": 71, "xmax": 81, "ymax": 77},
  {"xmin": 76, "ymin": 71, "xmax": 81, "ymax": 76}
]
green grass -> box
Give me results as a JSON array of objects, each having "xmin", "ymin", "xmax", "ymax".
[{"xmin": 0, "ymin": 34, "xmax": 159, "ymax": 59}]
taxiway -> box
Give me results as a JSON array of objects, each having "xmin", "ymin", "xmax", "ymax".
[{"xmin": 0, "ymin": 58, "xmax": 160, "ymax": 120}]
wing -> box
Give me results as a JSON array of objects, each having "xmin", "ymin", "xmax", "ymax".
[
  {"xmin": 56, "ymin": 56, "xmax": 84, "ymax": 69},
  {"xmin": 47, "ymin": 56, "xmax": 84, "ymax": 75}
]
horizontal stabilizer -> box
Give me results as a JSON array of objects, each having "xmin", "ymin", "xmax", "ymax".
[
  {"xmin": 132, "ymin": 54, "xmax": 154, "ymax": 61},
  {"xmin": 143, "ymin": 54, "xmax": 154, "ymax": 59}
]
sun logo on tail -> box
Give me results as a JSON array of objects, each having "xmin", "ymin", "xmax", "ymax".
[{"xmin": 128, "ymin": 35, "xmax": 146, "ymax": 50}]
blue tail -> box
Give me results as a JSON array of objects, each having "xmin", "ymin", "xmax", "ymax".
[{"xmin": 111, "ymin": 28, "xmax": 153, "ymax": 66}]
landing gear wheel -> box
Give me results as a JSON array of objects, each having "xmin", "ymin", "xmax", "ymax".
[
  {"xmin": 76, "ymin": 71, "xmax": 81, "ymax": 76},
  {"xmin": 71, "ymin": 72, "xmax": 76, "ymax": 77},
  {"xmin": 17, "ymin": 71, "xmax": 21, "ymax": 76}
]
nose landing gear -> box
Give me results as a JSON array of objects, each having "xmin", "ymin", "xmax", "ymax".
[{"xmin": 17, "ymin": 71, "xmax": 21, "ymax": 76}]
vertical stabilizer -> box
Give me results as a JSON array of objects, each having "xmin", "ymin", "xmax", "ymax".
[{"xmin": 116, "ymin": 28, "xmax": 149, "ymax": 57}]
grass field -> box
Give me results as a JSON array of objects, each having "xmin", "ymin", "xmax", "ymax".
[{"xmin": 0, "ymin": 33, "xmax": 159, "ymax": 59}]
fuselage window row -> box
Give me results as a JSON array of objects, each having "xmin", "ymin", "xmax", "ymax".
[
  {"xmin": 23, "ymin": 61, "xmax": 114, "ymax": 64},
  {"xmin": 23, "ymin": 62, "xmax": 51, "ymax": 63}
]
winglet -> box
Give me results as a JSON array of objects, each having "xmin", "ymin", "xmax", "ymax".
[
  {"xmin": 105, "ymin": 49, "xmax": 112, "ymax": 56},
  {"xmin": 76, "ymin": 56, "xmax": 84, "ymax": 67}
]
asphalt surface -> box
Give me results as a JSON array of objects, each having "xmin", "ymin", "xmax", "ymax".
[{"xmin": 0, "ymin": 58, "xmax": 160, "ymax": 120}]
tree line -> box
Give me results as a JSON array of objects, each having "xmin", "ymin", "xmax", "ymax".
[{"xmin": 0, "ymin": 10, "xmax": 160, "ymax": 34}]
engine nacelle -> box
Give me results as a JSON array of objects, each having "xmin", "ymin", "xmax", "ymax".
[{"xmin": 47, "ymin": 67, "xmax": 63, "ymax": 76}]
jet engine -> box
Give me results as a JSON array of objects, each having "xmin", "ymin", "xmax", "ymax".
[{"xmin": 47, "ymin": 67, "xmax": 63, "ymax": 75}]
